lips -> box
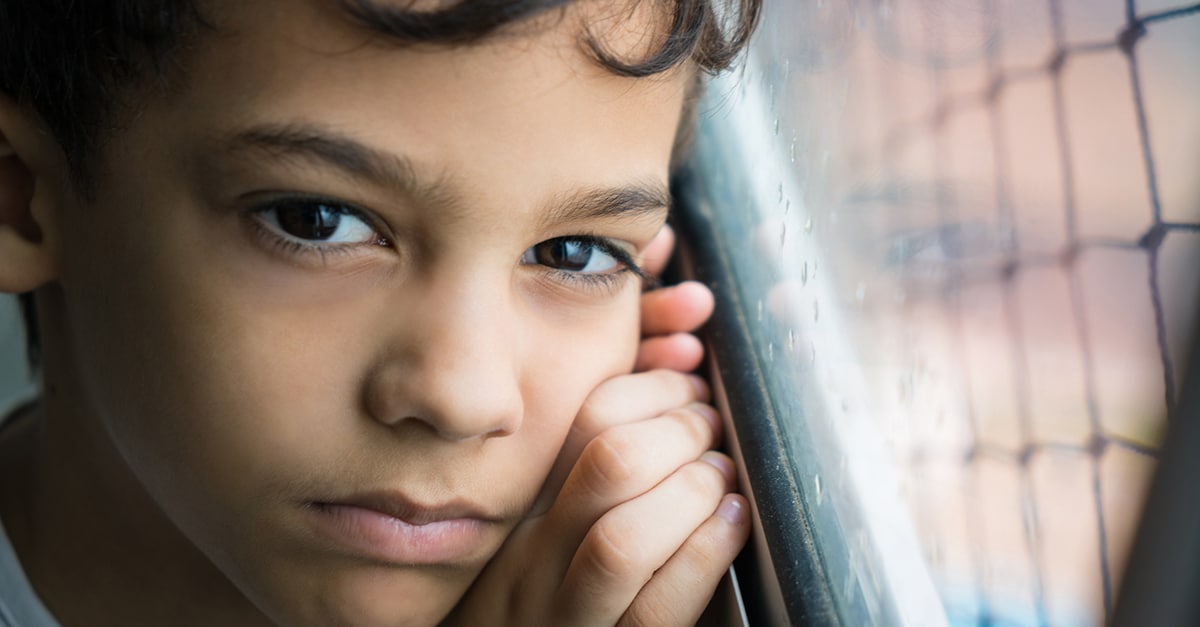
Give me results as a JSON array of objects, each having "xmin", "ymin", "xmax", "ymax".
[{"xmin": 305, "ymin": 492, "xmax": 496, "ymax": 565}]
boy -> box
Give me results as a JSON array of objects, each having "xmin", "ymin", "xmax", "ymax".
[{"xmin": 0, "ymin": 1, "xmax": 759, "ymax": 625}]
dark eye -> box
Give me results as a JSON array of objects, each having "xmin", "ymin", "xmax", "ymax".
[
  {"xmin": 259, "ymin": 201, "xmax": 378, "ymax": 244},
  {"xmin": 521, "ymin": 237, "xmax": 623, "ymax": 274}
]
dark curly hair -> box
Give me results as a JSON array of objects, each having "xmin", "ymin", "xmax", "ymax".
[
  {"xmin": 0, "ymin": 0, "xmax": 760, "ymax": 181},
  {"xmin": 0, "ymin": 0, "xmax": 761, "ymax": 368}
]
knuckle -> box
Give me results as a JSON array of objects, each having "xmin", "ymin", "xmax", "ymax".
[
  {"xmin": 661, "ymin": 404, "xmax": 716, "ymax": 445},
  {"xmin": 623, "ymin": 601, "xmax": 685, "ymax": 627},
  {"xmin": 595, "ymin": 423, "xmax": 642, "ymax": 454},
  {"xmin": 575, "ymin": 392, "xmax": 612, "ymax": 432},
  {"xmin": 581, "ymin": 520, "xmax": 643, "ymax": 582},
  {"xmin": 678, "ymin": 461, "xmax": 726, "ymax": 499},
  {"xmin": 579, "ymin": 434, "xmax": 637, "ymax": 491},
  {"xmin": 643, "ymin": 368, "xmax": 691, "ymax": 398},
  {"xmin": 660, "ymin": 368, "xmax": 697, "ymax": 394}
]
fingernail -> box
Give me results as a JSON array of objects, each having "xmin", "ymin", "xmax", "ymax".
[
  {"xmin": 690, "ymin": 403, "xmax": 721, "ymax": 432},
  {"xmin": 716, "ymin": 495, "xmax": 747, "ymax": 525},
  {"xmin": 700, "ymin": 451, "xmax": 734, "ymax": 480},
  {"xmin": 687, "ymin": 375, "xmax": 709, "ymax": 398}
]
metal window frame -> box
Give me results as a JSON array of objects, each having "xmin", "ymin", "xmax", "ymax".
[{"xmin": 671, "ymin": 167, "xmax": 838, "ymax": 626}]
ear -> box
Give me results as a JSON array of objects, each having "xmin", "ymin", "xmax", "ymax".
[{"xmin": 0, "ymin": 91, "xmax": 60, "ymax": 293}]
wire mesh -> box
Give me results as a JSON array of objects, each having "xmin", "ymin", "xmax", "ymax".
[{"xmin": 872, "ymin": 1, "xmax": 1199, "ymax": 624}]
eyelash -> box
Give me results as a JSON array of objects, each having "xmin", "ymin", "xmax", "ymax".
[
  {"xmin": 243, "ymin": 196, "xmax": 649, "ymax": 292},
  {"xmin": 244, "ymin": 197, "xmax": 391, "ymax": 266},
  {"xmin": 539, "ymin": 236, "xmax": 648, "ymax": 293}
]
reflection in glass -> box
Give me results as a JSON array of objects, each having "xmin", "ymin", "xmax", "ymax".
[{"xmin": 689, "ymin": 1, "xmax": 1199, "ymax": 625}]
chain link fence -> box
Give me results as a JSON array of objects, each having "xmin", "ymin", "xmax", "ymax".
[{"xmin": 865, "ymin": 1, "xmax": 1197, "ymax": 624}]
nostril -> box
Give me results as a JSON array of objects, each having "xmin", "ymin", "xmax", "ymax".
[
  {"xmin": 363, "ymin": 285, "xmax": 524, "ymax": 440},
  {"xmin": 362, "ymin": 359, "xmax": 524, "ymax": 441}
]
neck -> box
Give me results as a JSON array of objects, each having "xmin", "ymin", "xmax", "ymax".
[{"xmin": 0, "ymin": 324, "xmax": 271, "ymax": 627}]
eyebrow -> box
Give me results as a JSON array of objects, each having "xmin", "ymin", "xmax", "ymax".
[
  {"xmin": 225, "ymin": 123, "xmax": 421, "ymax": 192},
  {"xmin": 541, "ymin": 182, "xmax": 671, "ymax": 226},
  {"xmin": 222, "ymin": 123, "xmax": 671, "ymax": 223}
]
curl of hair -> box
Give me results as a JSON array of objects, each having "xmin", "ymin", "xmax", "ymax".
[
  {"xmin": 0, "ymin": 1, "xmax": 207, "ymax": 183},
  {"xmin": 338, "ymin": 0, "xmax": 760, "ymax": 77},
  {"xmin": 0, "ymin": 0, "xmax": 759, "ymax": 181}
]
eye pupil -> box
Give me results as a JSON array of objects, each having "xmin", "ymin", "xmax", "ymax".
[
  {"xmin": 277, "ymin": 204, "xmax": 341, "ymax": 240},
  {"xmin": 537, "ymin": 238, "xmax": 592, "ymax": 271}
]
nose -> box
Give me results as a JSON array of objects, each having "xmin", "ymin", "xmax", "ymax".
[{"xmin": 364, "ymin": 273, "xmax": 525, "ymax": 441}]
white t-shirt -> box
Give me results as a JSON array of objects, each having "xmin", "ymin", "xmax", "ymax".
[{"xmin": 0, "ymin": 400, "xmax": 61, "ymax": 627}]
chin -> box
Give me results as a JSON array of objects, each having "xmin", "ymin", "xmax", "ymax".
[{"xmin": 249, "ymin": 560, "xmax": 475, "ymax": 627}]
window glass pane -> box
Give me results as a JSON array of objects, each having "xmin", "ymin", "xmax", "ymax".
[{"xmin": 685, "ymin": 2, "xmax": 1200, "ymax": 625}]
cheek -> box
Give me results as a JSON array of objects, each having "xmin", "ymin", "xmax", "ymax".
[
  {"xmin": 56, "ymin": 199, "xmax": 364, "ymax": 508},
  {"xmin": 519, "ymin": 287, "xmax": 643, "ymax": 438},
  {"xmin": 536, "ymin": 287, "xmax": 641, "ymax": 384}
]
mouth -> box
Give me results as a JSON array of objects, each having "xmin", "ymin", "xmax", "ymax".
[{"xmin": 305, "ymin": 492, "xmax": 497, "ymax": 565}]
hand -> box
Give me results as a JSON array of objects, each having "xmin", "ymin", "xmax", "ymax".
[
  {"xmin": 443, "ymin": 370, "xmax": 750, "ymax": 627},
  {"xmin": 633, "ymin": 225, "xmax": 715, "ymax": 373}
]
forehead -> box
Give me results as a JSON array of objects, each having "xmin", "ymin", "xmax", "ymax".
[{"xmin": 98, "ymin": 0, "xmax": 690, "ymax": 213}]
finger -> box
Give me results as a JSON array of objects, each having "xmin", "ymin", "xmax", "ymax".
[
  {"xmin": 554, "ymin": 454, "xmax": 735, "ymax": 624},
  {"xmin": 544, "ymin": 405, "xmax": 723, "ymax": 562},
  {"xmin": 632, "ymin": 333, "xmax": 704, "ymax": 373},
  {"xmin": 640, "ymin": 224, "xmax": 675, "ymax": 280},
  {"xmin": 618, "ymin": 493, "xmax": 751, "ymax": 627},
  {"xmin": 530, "ymin": 370, "xmax": 711, "ymax": 516},
  {"xmin": 639, "ymin": 280, "xmax": 714, "ymax": 336}
]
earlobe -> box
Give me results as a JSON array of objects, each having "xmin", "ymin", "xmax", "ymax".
[{"xmin": 0, "ymin": 93, "xmax": 59, "ymax": 293}]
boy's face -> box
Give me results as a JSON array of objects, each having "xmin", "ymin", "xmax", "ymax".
[{"xmin": 43, "ymin": 1, "xmax": 687, "ymax": 624}]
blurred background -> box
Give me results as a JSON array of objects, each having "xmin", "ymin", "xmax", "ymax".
[
  {"xmin": 689, "ymin": 0, "xmax": 1199, "ymax": 624},
  {"xmin": 0, "ymin": 296, "xmax": 33, "ymax": 413}
]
